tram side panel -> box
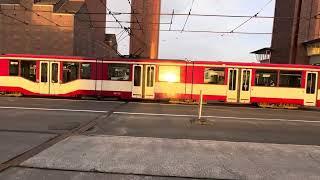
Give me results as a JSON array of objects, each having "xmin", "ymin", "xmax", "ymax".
[
  {"xmin": 0, "ymin": 59, "xmax": 9, "ymax": 76},
  {"xmin": 154, "ymin": 64, "xmax": 192, "ymax": 101},
  {"xmin": 0, "ymin": 59, "xmax": 40, "ymax": 96},
  {"xmin": 154, "ymin": 63, "xmax": 228, "ymax": 102},
  {"xmin": 250, "ymin": 69, "xmax": 306, "ymax": 106},
  {"xmin": 100, "ymin": 62, "xmax": 132, "ymax": 100},
  {"xmin": 190, "ymin": 65, "xmax": 228, "ymax": 102}
]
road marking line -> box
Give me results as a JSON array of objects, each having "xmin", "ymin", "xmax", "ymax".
[
  {"xmin": 115, "ymin": 112, "xmax": 196, "ymax": 117},
  {"xmin": 1, "ymin": 106, "xmax": 319, "ymax": 124},
  {"xmin": 0, "ymin": 106, "xmax": 108, "ymax": 113},
  {"xmin": 114, "ymin": 112, "xmax": 320, "ymax": 123}
]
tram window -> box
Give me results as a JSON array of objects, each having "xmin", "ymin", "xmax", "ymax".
[
  {"xmin": 51, "ymin": 63, "xmax": 59, "ymax": 83},
  {"xmin": 279, "ymin": 71, "xmax": 302, "ymax": 88},
  {"xmin": 21, "ymin": 61, "xmax": 36, "ymax": 82},
  {"xmin": 108, "ymin": 64, "xmax": 130, "ymax": 81},
  {"xmin": 80, "ymin": 63, "xmax": 91, "ymax": 79},
  {"xmin": 159, "ymin": 66, "xmax": 180, "ymax": 83},
  {"xmin": 242, "ymin": 70, "xmax": 251, "ymax": 91},
  {"xmin": 63, "ymin": 62, "xmax": 79, "ymax": 83},
  {"xmin": 41, "ymin": 63, "xmax": 48, "ymax": 83},
  {"xmin": 9, "ymin": 60, "xmax": 19, "ymax": 76},
  {"xmin": 229, "ymin": 70, "xmax": 237, "ymax": 91},
  {"xmin": 306, "ymin": 73, "xmax": 317, "ymax": 94},
  {"xmin": 147, "ymin": 66, "xmax": 155, "ymax": 87},
  {"xmin": 204, "ymin": 68, "xmax": 225, "ymax": 85},
  {"xmin": 134, "ymin": 66, "xmax": 142, "ymax": 86},
  {"xmin": 255, "ymin": 70, "xmax": 278, "ymax": 87}
]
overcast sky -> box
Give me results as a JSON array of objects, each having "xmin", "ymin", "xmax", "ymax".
[{"xmin": 106, "ymin": 0, "xmax": 275, "ymax": 62}]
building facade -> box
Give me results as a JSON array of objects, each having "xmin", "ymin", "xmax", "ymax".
[
  {"xmin": 0, "ymin": 0, "xmax": 118, "ymax": 58},
  {"xmin": 269, "ymin": 0, "xmax": 320, "ymax": 65},
  {"xmin": 129, "ymin": 0, "xmax": 161, "ymax": 59}
]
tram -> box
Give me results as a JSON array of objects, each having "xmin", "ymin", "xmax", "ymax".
[{"xmin": 0, "ymin": 54, "xmax": 319, "ymax": 108}]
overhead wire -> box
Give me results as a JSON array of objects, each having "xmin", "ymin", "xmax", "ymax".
[
  {"xmin": 0, "ymin": 6, "xmax": 28, "ymax": 25},
  {"xmin": 0, "ymin": 1, "xmax": 283, "ymax": 38},
  {"xmin": 1, "ymin": 7, "xmax": 320, "ymax": 20},
  {"xmin": 97, "ymin": 0, "xmax": 148, "ymax": 56},
  {"xmin": 126, "ymin": 0, "xmax": 143, "ymax": 31},
  {"xmin": 19, "ymin": 2, "xmax": 61, "ymax": 27},
  {"xmin": 169, "ymin": 9, "xmax": 175, "ymax": 31},
  {"xmin": 181, "ymin": 0, "xmax": 195, "ymax": 32},
  {"xmin": 223, "ymin": 0, "xmax": 274, "ymax": 36},
  {"xmin": 73, "ymin": 4, "xmax": 123, "ymax": 57}
]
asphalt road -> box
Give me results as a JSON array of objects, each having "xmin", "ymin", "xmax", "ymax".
[{"xmin": 0, "ymin": 97, "xmax": 320, "ymax": 179}]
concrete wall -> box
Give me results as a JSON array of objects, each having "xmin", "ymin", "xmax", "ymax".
[
  {"xmin": 271, "ymin": 0, "xmax": 320, "ymax": 64},
  {"xmin": 129, "ymin": 0, "xmax": 161, "ymax": 59},
  {"xmin": 270, "ymin": 0, "xmax": 300, "ymax": 64},
  {"xmin": 296, "ymin": 0, "xmax": 320, "ymax": 64}
]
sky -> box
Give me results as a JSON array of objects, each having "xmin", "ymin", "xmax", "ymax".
[{"xmin": 106, "ymin": 0, "xmax": 276, "ymax": 62}]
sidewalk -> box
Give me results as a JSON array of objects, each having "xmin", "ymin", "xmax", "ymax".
[{"xmin": 22, "ymin": 135, "xmax": 320, "ymax": 180}]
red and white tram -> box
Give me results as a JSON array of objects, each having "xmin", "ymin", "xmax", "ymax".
[{"xmin": 0, "ymin": 54, "xmax": 319, "ymax": 108}]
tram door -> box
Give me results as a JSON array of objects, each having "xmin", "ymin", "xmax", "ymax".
[
  {"xmin": 132, "ymin": 65, "xmax": 143, "ymax": 98},
  {"xmin": 132, "ymin": 64, "xmax": 156, "ymax": 99},
  {"xmin": 304, "ymin": 72, "xmax": 318, "ymax": 106},
  {"xmin": 39, "ymin": 61, "xmax": 60, "ymax": 95},
  {"xmin": 239, "ymin": 69, "xmax": 252, "ymax": 104},
  {"xmin": 227, "ymin": 68, "xmax": 240, "ymax": 103}
]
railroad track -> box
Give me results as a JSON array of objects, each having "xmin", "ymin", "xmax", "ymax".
[{"xmin": 0, "ymin": 102, "xmax": 128, "ymax": 173}]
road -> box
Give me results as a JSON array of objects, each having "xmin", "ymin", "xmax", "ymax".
[{"xmin": 0, "ymin": 97, "xmax": 320, "ymax": 179}]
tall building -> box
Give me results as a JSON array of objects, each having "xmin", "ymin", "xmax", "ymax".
[
  {"xmin": 0, "ymin": 0, "xmax": 118, "ymax": 58},
  {"xmin": 129, "ymin": 0, "xmax": 161, "ymax": 59},
  {"xmin": 266, "ymin": 0, "xmax": 320, "ymax": 65}
]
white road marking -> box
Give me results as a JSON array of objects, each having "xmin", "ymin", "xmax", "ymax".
[
  {"xmin": 0, "ymin": 106, "xmax": 108, "ymax": 113},
  {"xmin": 0, "ymin": 105, "xmax": 319, "ymax": 124},
  {"xmin": 114, "ymin": 111, "xmax": 320, "ymax": 124},
  {"xmin": 115, "ymin": 112, "xmax": 196, "ymax": 117}
]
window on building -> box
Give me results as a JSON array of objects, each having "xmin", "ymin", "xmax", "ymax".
[
  {"xmin": 9, "ymin": 60, "xmax": 19, "ymax": 76},
  {"xmin": 279, "ymin": 71, "xmax": 302, "ymax": 88},
  {"xmin": 80, "ymin": 63, "xmax": 91, "ymax": 79},
  {"xmin": 158, "ymin": 66, "xmax": 180, "ymax": 83},
  {"xmin": 204, "ymin": 68, "xmax": 225, "ymax": 85},
  {"xmin": 21, "ymin": 61, "xmax": 36, "ymax": 82},
  {"xmin": 255, "ymin": 70, "xmax": 278, "ymax": 87},
  {"xmin": 63, "ymin": 62, "xmax": 79, "ymax": 83},
  {"xmin": 108, "ymin": 64, "xmax": 130, "ymax": 81}
]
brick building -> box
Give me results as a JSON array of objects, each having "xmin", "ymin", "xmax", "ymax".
[
  {"xmin": 255, "ymin": 0, "xmax": 320, "ymax": 65},
  {"xmin": 129, "ymin": 0, "xmax": 161, "ymax": 59},
  {"xmin": 0, "ymin": 0, "xmax": 118, "ymax": 58}
]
